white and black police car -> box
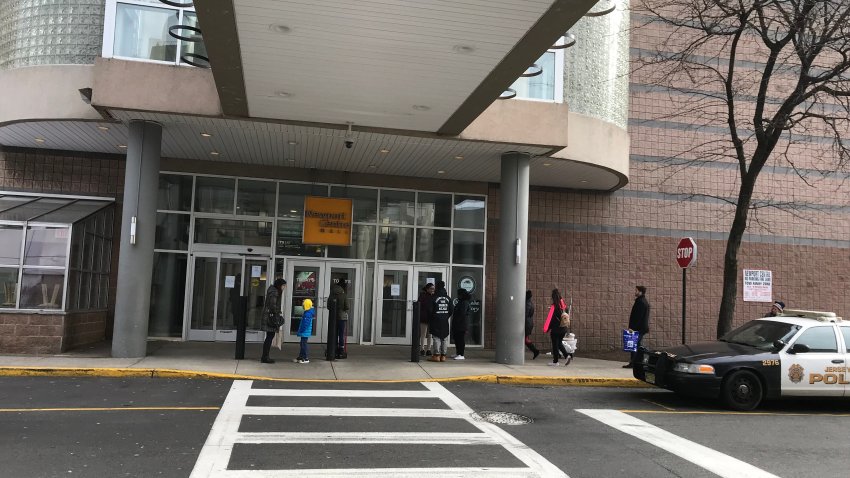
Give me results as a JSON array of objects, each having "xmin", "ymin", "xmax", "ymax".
[{"xmin": 633, "ymin": 309, "xmax": 849, "ymax": 411}]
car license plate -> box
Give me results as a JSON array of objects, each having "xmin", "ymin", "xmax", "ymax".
[{"xmin": 645, "ymin": 372, "xmax": 655, "ymax": 384}]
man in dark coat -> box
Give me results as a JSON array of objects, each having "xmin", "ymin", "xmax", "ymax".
[
  {"xmin": 261, "ymin": 278, "xmax": 286, "ymax": 364},
  {"xmin": 524, "ymin": 290, "xmax": 539, "ymax": 359},
  {"xmin": 624, "ymin": 285, "xmax": 650, "ymax": 368},
  {"xmin": 428, "ymin": 281, "xmax": 452, "ymax": 362},
  {"xmin": 329, "ymin": 280, "xmax": 350, "ymax": 359},
  {"xmin": 450, "ymin": 289, "xmax": 471, "ymax": 360}
]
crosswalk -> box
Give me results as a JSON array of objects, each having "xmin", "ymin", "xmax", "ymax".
[{"xmin": 190, "ymin": 380, "xmax": 566, "ymax": 477}]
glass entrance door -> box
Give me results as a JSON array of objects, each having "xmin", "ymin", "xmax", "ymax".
[
  {"xmin": 375, "ymin": 265, "xmax": 448, "ymax": 345},
  {"xmin": 186, "ymin": 253, "xmax": 270, "ymax": 342},
  {"xmin": 284, "ymin": 260, "xmax": 362, "ymax": 344}
]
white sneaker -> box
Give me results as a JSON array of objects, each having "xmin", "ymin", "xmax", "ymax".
[
  {"xmin": 299, "ymin": 359, "xmax": 310, "ymax": 364},
  {"xmin": 453, "ymin": 355, "xmax": 465, "ymax": 360},
  {"xmin": 547, "ymin": 362, "xmax": 561, "ymax": 366}
]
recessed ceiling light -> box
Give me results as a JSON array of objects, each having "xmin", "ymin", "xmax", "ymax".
[
  {"xmin": 210, "ymin": 151, "xmax": 220, "ymax": 156},
  {"xmin": 379, "ymin": 148, "xmax": 390, "ymax": 154},
  {"xmin": 453, "ymin": 45, "xmax": 475, "ymax": 54},
  {"xmin": 368, "ymin": 164, "xmax": 377, "ymax": 168},
  {"xmin": 412, "ymin": 105, "xmax": 430, "ymax": 111},
  {"xmin": 437, "ymin": 170, "xmax": 445, "ymax": 174},
  {"xmin": 117, "ymin": 144, "xmax": 127, "ymax": 149},
  {"xmin": 275, "ymin": 91, "xmax": 292, "ymax": 98},
  {"xmin": 200, "ymin": 132, "xmax": 212, "ymax": 137},
  {"xmin": 34, "ymin": 138, "xmax": 45, "ymax": 144},
  {"xmin": 286, "ymin": 158, "xmax": 296, "ymax": 162},
  {"xmin": 97, "ymin": 125, "xmax": 109, "ymax": 131},
  {"xmin": 269, "ymin": 24, "xmax": 291, "ymax": 33},
  {"xmin": 287, "ymin": 141, "xmax": 298, "ymax": 145},
  {"xmin": 454, "ymin": 155, "xmax": 464, "ymax": 160},
  {"xmin": 543, "ymin": 162, "xmax": 551, "ymax": 166},
  {"xmin": 580, "ymin": 179, "xmax": 588, "ymax": 183}
]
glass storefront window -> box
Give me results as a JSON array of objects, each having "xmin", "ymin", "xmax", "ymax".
[
  {"xmin": 330, "ymin": 186, "xmax": 378, "ymax": 223},
  {"xmin": 194, "ymin": 218, "xmax": 272, "ymax": 247},
  {"xmin": 276, "ymin": 220, "xmax": 324, "ymax": 257},
  {"xmin": 453, "ymin": 195, "xmax": 486, "ymax": 230},
  {"xmin": 0, "ymin": 267, "xmax": 18, "ymax": 307},
  {"xmin": 113, "ymin": 3, "xmax": 179, "ymax": 62},
  {"xmin": 378, "ymin": 227, "xmax": 414, "ymax": 261},
  {"xmin": 452, "ymin": 230, "xmax": 485, "ymax": 265},
  {"xmin": 195, "ymin": 177, "xmax": 235, "ymax": 214},
  {"xmin": 20, "ymin": 269, "xmax": 65, "ymax": 309},
  {"xmin": 380, "ymin": 190, "xmax": 415, "ymax": 225},
  {"xmin": 149, "ymin": 252, "xmax": 188, "ymax": 337},
  {"xmin": 24, "ymin": 227, "xmax": 69, "ymax": 267},
  {"xmin": 158, "ymin": 174, "xmax": 193, "ymax": 211},
  {"xmin": 452, "ymin": 266, "xmax": 484, "ymax": 345},
  {"xmin": 328, "ymin": 224, "xmax": 376, "ymax": 260},
  {"xmin": 237, "ymin": 179, "xmax": 276, "ymax": 217},
  {"xmin": 278, "ymin": 183, "xmax": 325, "ymax": 220},
  {"xmin": 416, "ymin": 193, "xmax": 452, "ymax": 228},
  {"xmin": 155, "ymin": 213, "xmax": 190, "ymax": 251},
  {"xmin": 415, "ymin": 229, "xmax": 451, "ymax": 263},
  {"xmin": 0, "ymin": 225, "xmax": 22, "ymax": 265}
]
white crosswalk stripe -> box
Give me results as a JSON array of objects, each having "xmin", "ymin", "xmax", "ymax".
[
  {"xmin": 577, "ymin": 409, "xmax": 781, "ymax": 478},
  {"xmin": 190, "ymin": 380, "xmax": 567, "ymax": 477}
]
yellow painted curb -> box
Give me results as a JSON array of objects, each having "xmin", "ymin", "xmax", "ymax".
[{"xmin": 0, "ymin": 366, "xmax": 649, "ymax": 388}]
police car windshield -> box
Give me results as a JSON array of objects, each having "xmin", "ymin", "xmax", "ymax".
[{"xmin": 719, "ymin": 320, "xmax": 801, "ymax": 350}]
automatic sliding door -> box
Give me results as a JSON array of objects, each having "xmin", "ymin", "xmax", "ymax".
[
  {"xmin": 328, "ymin": 263, "xmax": 361, "ymax": 349},
  {"xmin": 376, "ymin": 265, "xmax": 411, "ymax": 345},
  {"xmin": 215, "ymin": 257, "xmax": 242, "ymax": 341},
  {"xmin": 244, "ymin": 258, "xmax": 269, "ymax": 342},
  {"xmin": 188, "ymin": 255, "xmax": 217, "ymax": 341}
]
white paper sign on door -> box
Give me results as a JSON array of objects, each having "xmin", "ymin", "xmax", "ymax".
[
  {"xmin": 224, "ymin": 275, "xmax": 236, "ymax": 288},
  {"xmin": 391, "ymin": 284, "xmax": 400, "ymax": 296},
  {"xmin": 743, "ymin": 269, "xmax": 772, "ymax": 302},
  {"xmin": 426, "ymin": 277, "xmax": 435, "ymax": 286},
  {"xmin": 251, "ymin": 265, "xmax": 262, "ymax": 278}
]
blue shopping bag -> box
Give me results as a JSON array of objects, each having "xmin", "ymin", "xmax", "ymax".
[{"xmin": 622, "ymin": 329, "xmax": 640, "ymax": 352}]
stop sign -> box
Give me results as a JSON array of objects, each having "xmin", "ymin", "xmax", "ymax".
[{"xmin": 676, "ymin": 237, "xmax": 697, "ymax": 268}]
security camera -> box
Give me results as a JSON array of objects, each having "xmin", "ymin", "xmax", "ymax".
[{"xmin": 344, "ymin": 122, "xmax": 355, "ymax": 149}]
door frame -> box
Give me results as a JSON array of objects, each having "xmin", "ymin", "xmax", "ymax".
[
  {"xmin": 185, "ymin": 251, "xmax": 271, "ymax": 342},
  {"xmin": 373, "ymin": 263, "xmax": 449, "ymax": 345},
  {"xmin": 282, "ymin": 258, "xmax": 363, "ymax": 344}
]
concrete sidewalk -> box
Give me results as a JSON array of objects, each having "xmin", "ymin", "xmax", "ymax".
[{"xmin": 0, "ymin": 341, "xmax": 644, "ymax": 387}]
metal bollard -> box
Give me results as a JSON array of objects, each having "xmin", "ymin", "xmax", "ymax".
[{"xmin": 410, "ymin": 300, "xmax": 420, "ymax": 362}]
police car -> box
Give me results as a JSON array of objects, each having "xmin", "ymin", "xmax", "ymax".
[{"xmin": 633, "ymin": 309, "xmax": 849, "ymax": 411}]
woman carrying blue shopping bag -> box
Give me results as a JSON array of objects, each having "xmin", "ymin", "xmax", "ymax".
[{"xmin": 624, "ymin": 285, "xmax": 650, "ymax": 368}]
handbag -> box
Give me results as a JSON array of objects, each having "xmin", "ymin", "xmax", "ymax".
[
  {"xmin": 267, "ymin": 308, "xmax": 284, "ymax": 328},
  {"xmin": 559, "ymin": 311, "xmax": 571, "ymax": 328}
]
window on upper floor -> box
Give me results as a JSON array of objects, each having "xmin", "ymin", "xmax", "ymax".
[
  {"xmin": 509, "ymin": 49, "xmax": 564, "ymax": 103},
  {"xmin": 103, "ymin": 0, "xmax": 206, "ymax": 67}
]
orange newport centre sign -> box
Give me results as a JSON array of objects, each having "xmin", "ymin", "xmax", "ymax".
[{"xmin": 302, "ymin": 196, "xmax": 353, "ymax": 246}]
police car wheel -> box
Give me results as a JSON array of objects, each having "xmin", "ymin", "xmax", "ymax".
[{"xmin": 721, "ymin": 370, "xmax": 763, "ymax": 411}]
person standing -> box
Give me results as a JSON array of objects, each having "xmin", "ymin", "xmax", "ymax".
[
  {"xmin": 260, "ymin": 278, "xmax": 286, "ymax": 364},
  {"xmin": 295, "ymin": 298, "xmax": 314, "ymax": 364},
  {"xmin": 428, "ymin": 281, "xmax": 452, "ymax": 362},
  {"xmin": 766, "ymin": 300, "xmax": 784, "ymax": 317},
  {"xmin": 329, "ymin": 280, "xmax": 350, "ymax": 359},
  {"xmin": 624, "ymin": 285, "xmax": 650, "ymax": 368},
  {"xmin": 451, "ymin": 288, "xmax": 471, "ymax": 360},
  {"xmin": 418, "ymin": 283, "xmax": 435, "ymax": 356},
  {"xmin": 544, "ymin": 289, "xmax": 570, "ymax": 366},
  {"xmin": 525, "ymin": 290, "xmax": 540, "ymax": 359}
]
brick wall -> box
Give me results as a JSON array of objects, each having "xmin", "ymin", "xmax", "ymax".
[
  {"xmin": 65, "ymin": 311, "xmax": 108, "ymax": 349},
  {"xmin": 0, "ymin": 314, "xmax": 64, "ymax": 354}
]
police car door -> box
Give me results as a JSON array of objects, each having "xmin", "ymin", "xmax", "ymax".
[
  {"xmin": 840, "ymin": 326, "xmax": 850, "ymax": 397},
  {"xmin": 780, "ymin": 325, "xmax": 844, "ymax": 397}
]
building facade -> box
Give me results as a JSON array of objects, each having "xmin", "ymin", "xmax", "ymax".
[{"xmin": 1, "ymin": 0, "xmax": 844, "ymax": 358}]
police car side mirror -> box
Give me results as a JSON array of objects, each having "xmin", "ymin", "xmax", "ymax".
[
  {"xmin": 772, "ymin": 340, "xmax": 786, "ymax": 351},
  {"xmin": 788, "ymin": 343, "xmax": 811, "ymax": 354}
]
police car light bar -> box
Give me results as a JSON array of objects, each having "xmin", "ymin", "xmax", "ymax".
[{"xmin": 779, "ymin": 309, "xmax": 841, "ymax": 322}]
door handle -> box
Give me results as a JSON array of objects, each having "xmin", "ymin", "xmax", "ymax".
[{"xmin": 832, "ymin": 359, "xmax": 844, "ymax": 364}]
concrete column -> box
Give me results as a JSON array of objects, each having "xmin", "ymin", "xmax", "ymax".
[
  {"xmin": 112, "ymin": 120, "xmax": 162, "ymax": 358},
  {"xmin": 495, "ymin": 152, "xmax": 530, "ymax": 365}
]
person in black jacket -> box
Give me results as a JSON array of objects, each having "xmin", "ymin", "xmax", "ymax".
[
  {"xmin": 428, "ymin": 281, "xmax": 452, "ymax": 362},
  {"xmin": 418, "ymin": 283, "xmax": 435, "ymax": 356},
  {"xmin": 524, "ymin": 290, "xmax": 540, "ymax": 359},
  {"xmin": 451, "ymin": 288, "xmax": 471, "ymax": 360},
  {"xmin": 624, "ymin": 285, "xmax": 650, "ymax": 368},
  {"xmin": 546, "ymin": 289, "xmax": 570, "ymax": 366}
]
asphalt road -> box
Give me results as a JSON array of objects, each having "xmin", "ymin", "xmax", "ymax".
[{"xmin": 1, "ymin": 377, "xmax": 848, "ymax": 477}]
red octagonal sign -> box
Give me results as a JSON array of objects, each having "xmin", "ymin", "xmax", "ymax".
[{"xmin": 677, "ymin": 237, "xmax": 697, "ymax": 268}]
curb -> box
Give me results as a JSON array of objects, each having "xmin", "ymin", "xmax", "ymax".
[{"xmin": 0, "ymin": 366, "xmax": 648, "ymax": 387}]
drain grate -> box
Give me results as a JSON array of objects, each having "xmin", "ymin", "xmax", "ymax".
[{"xmin": 471, "ymin": 410, "xmax": 533, "ymax": 425}]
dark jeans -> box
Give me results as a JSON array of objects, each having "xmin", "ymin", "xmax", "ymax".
[
  {"xmin": 337, "ymin": 320, "xmax": 347, "ymax": 353},
  {"xmin": 550, "ymin": 331, "xmax": 568, "ymax": 363},
  {"xmin": 299, "ymin": 336, "xmax": 309, "ymax": 360},
  {"xmin": 453, "ymin": 330, "xmax": 466, "ymax": 356},
  {"xmin": 629, "ymin": 333, "xmax": 645, "ymax": 364},
  {"xmin": 262, "ymin": 331, "xmax": 275, "ymax": 360}
]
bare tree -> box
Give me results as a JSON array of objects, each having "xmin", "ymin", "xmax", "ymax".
[{"xmin": 632, "ymin": 0, "xmax": 850, "ymax": 337}]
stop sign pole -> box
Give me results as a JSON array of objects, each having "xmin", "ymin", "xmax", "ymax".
[{"xmin": 676, "ymin": 237, "xmax": 697, "ymax": 344}]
